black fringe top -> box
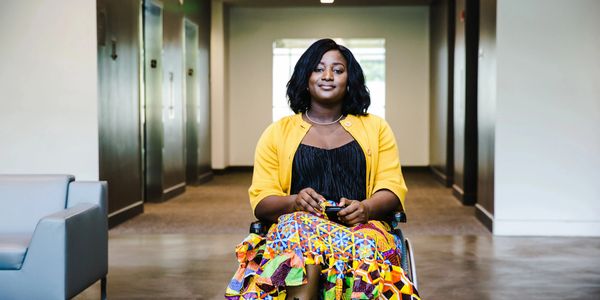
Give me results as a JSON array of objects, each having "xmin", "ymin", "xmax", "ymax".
[{"xmin": 290, "ymin": 140, "xmax": 366, "ymax": 203}]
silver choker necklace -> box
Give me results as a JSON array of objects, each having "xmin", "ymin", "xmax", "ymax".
[{"xmin": 305, "ymin": 111, "xmax": 343, "ymax": 125}]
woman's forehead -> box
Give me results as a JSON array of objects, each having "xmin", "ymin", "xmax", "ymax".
[{"xmin": 318, "ymin": 50, "xmax": 347, "ymax": 65}]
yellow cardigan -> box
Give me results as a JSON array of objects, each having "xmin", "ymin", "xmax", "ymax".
[{"xmin": 249, "ymin": 113, "xmax": 407, "ymax": 213}]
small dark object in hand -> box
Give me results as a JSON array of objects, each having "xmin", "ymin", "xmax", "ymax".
[{"xmin": 325, "ymin": 206, "xmax": 345, "ymax": 223}]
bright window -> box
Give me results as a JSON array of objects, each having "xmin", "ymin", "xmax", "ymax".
[{"xmin": 272, "ymin": 39, "xmax": 386, "ymax": 122}]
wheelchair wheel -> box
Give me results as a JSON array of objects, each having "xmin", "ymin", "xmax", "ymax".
[{"xmin": 404, "ymin": 238, "xmax": 418, "ymax": 290}]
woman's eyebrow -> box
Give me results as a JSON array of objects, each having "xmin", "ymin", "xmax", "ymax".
[{"xmin": 318, "ymin": 61, "xmax": 346, "ymax": 66}]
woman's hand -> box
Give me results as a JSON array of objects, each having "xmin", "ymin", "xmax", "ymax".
[
  {"xmin": 338, "ymin": 197, "xmax": 371, "ymax": 226},
  {"xmin": 293, "ymin": 187, "xmax": 326, "ymax": 217}
]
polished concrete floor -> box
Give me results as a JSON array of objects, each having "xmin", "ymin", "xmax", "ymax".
[{"xmin": 75, "ymin": 172, "xmax": 600, "ymax": 299}]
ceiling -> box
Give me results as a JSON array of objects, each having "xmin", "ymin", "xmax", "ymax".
[{"xmin": 222, "ymin": 0, "xmax": 433, "ymax": 7}]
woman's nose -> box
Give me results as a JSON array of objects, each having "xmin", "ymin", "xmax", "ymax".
[{"xmin": 321, "ymin": 68, "xmax": 333, "ymax": 81}]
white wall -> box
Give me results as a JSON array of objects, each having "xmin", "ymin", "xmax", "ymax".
[
  {"xmin": 226, "ymin": 6, "xmax": 430, "ymax": 166},
  {"xmin": 210, "ymin": 0, "xmax": 230, "ymax": 169},
  {"xmin": 494, "ymin": 0, "xmax": 600, "ymax": 236},
  {"xmin": 0, "ymin": 0, "xmax": 99, "ymax": 180}
]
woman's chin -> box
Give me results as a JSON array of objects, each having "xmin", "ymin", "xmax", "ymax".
[{"xmin": 311, "ymin": 95, "xmax": 344, "ymax": 105}]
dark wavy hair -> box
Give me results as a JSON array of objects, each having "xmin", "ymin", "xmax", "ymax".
[{"xmin": 286, "ymin": 38, "xmax": 370, "ymax": 115}]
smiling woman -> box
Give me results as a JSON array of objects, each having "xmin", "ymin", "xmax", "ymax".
[{"xmin": 225, "ymin": 38, "xmax": 419, "ymax": 300}]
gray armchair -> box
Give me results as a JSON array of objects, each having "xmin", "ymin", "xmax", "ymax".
[{"xmin": 0, "ymin": 175, "xmax": 108, "ymax": 299}]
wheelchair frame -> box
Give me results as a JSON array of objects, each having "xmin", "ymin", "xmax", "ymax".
[
  {"xmin": 249, "ymin": 211, "xmax": 418, "ymax": 290},
  {"xmin": 391, "ymin": 212, "xmax": 418, "ymax": 289}
]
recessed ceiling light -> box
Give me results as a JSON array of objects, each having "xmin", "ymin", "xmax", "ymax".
[{"xmin": 321, "ymin": 0, "xmax": 334, "ymax": 4}]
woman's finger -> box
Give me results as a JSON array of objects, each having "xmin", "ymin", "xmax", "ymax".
[
  {"xmin": 301, "ymin": 187, "xmax": 315, "ymax": 194},
  {"xmin": 303, "ymin": 188, "xmax": 324, "ymax": 213},
  {"xmin": 295, "ymin": 193, "xmax": 310, "ymax": 212},
  {"xmin": 308, "ymin": 189, "xmax": 325, "ymax": 204},
  {"xmin": 339, "ymin": 197, "xmax": 349, "ymax": 207},
  {"xmin": 306, "ymin": 199, "xmax": 321, "ymax": 215},
  {"xmin": 342, "ymin": 209, "xmax": 363, "ymax": 224},
  {"xmin": 300, "ymin": 188, "xmax": 317, "ymax": 202},
  {"xmin": 298, "ymin": 190, "xmax": 322, "ymax": 216},
  {"xmin": 338, "ymin": 199, "xmax": 358, "ymax": 217},
  {"xmin": 304, "ymin": 202, "xmax": 317, "ymax": 214}
]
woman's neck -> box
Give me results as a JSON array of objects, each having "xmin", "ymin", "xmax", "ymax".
[{"xmin": 307, "ymin": 103, "xmax": 343, "ymax": 123}]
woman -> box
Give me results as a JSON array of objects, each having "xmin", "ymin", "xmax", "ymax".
[{"xmin": 226, "ymin": 38, "xmax": 420, "ymax": 300}]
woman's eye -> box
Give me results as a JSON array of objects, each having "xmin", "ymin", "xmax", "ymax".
[
  {"xmin": 334, "ymin": 69, "xmax": 344, "ymax": 74},
  {"xmin": 314, "ymin": 68, "xmax": 324, "ymax": 72}
]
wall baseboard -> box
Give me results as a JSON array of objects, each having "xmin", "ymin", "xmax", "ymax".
[
  {"xmin": 402, "ymin": 166, "xmax": 430, "ymax": 172},
  {"xmin": 452, "ymin": 183, "xmax": 464, "ymax": 201},
  {"xmin": 197, "ymin": 171, "xmax": 213, "ymax": 184},
  {"xmin": 146, "ymin": 183, "xmax": 187, "ymax": 203},
  {"xmin": 188, "ymin": 170, "xmax": 213, "ymax": 185},
  {"xmin": 452, "ymin": 183, "xmax": 476, "ymax": 205},
  {"xmin": 494, "ymin": 219, "xmax": 600, "ymax": 237},
  {"xmin": 213, "ymin": 166, "xmax": 254, "ymax": 175},
  {"xmin": 430, "ymin": 166, "xmax": 452, "ymax": 187},
  {"xmin": 161, "ymin": 183, "xmax": 186, "ymax": 202},
  {"xmin": 475, "ymin": 204, "xmax": 493, "ymax": 232},
  {"xmin": 108, "ymin": 201, "xmax": 143, "ymax": 228}
]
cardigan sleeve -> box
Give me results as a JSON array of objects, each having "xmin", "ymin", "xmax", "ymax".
[
  {"xmin": 248, "ymin": 123, "xmax": 286, "ymax": 213},
  {"xmin": 371, "ymin": 119, "xmax": 408, "ymax": 210}
]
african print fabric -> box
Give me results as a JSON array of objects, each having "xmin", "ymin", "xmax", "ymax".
[{"xmin": 225, "ymin": 211, "xmax": 420, "ymax": 299}]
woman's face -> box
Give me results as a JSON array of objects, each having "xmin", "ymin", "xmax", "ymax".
[{"xmin": 307, "ymin": 50, "xmax": 348, "ymax": 106}]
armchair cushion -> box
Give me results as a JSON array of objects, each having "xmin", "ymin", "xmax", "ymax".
[{"xmin": 0, "ymin": 233, "xmax": 31, "ymax": 270}]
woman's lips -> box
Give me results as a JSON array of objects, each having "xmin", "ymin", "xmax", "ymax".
[{"xmin": 319, "ymin": 84, "xmax": 336, "ymax": 90}]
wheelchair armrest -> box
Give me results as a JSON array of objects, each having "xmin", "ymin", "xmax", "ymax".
[
  {"xmin": 249, "ymin": 220, "xmax": 270, "ymax": 236},
  {"xmin": 394, "ymin": 211, "xmax": 407, "ymax": 223}
]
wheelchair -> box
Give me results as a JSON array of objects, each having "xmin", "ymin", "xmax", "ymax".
[{"xmin": 249, "ymin": 211, "xmax": 418, "ymax": 290}]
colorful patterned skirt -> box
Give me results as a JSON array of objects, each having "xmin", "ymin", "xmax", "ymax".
[{"xmin": 225, "ymin": 211, "xmax": 420, "ymax": 299}]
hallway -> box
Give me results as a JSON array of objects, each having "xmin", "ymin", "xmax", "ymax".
[
  {"xmin": 76, "ymin": 171, "xmax": 600, "ymax": 299},
  {"xmin": 1, "ymin": 0, "xmax": 599, "ymax": 299}
]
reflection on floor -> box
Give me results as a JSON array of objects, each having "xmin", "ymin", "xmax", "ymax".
[{"xmin": 75, "ymin": 171, "xmax": 600, "ymax": 299}]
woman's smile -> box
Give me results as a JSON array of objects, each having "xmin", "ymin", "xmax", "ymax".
[{"xmin": 318, "ymin": 84, "xmax": 336, "ymax": 90}]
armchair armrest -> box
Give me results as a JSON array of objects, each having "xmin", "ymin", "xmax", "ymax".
[
  {"xmin": 67, "ymin": 181, "xmax": 108, "ymax": 214},
  {"xmin": 23, "ymin": 203, "xmax": 108, "ymax": 299}
]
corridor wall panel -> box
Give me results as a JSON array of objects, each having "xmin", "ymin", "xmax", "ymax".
[
  {"xmin": 144, "ymin": 0, "xmax": 212, "ymax": 202},
  {"xmin": 97, "ymin": 0, "xmax": 144, "ymax": 225},
  {"xmin": 0, "ymin": 0, "xmax": 98, "ymax": 180},
  {"xmin": 144, "ymin": 0, "xmax": 165, "ymax": 202},
  {"xmin": 183, "ymin": 1, "xmax": 212, "ymax": 184},
  {"xmin": 494, "ymin": 0, "xmax": 600, "ymax": 236},
  {"xmin": 191, "ymin": 3, "xmax": 213, "ymax": 182},
  {"xmin": 429, "ymin": 0, "xmax": 455, "ymax": 186},
  {"xmin": 210, "ymin": 0, "xmax": 230, "ymax": 170},
  {"xmin": 161, "ymin": 1, "xmax": 187, "ymax": 197},
  {"xmin": 452, "ymin": 0, "xmax": 479, "ymax": 205},
  {"xmin": 476, "ymin": 0, "xmax": 496, "ymax": 230}
]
